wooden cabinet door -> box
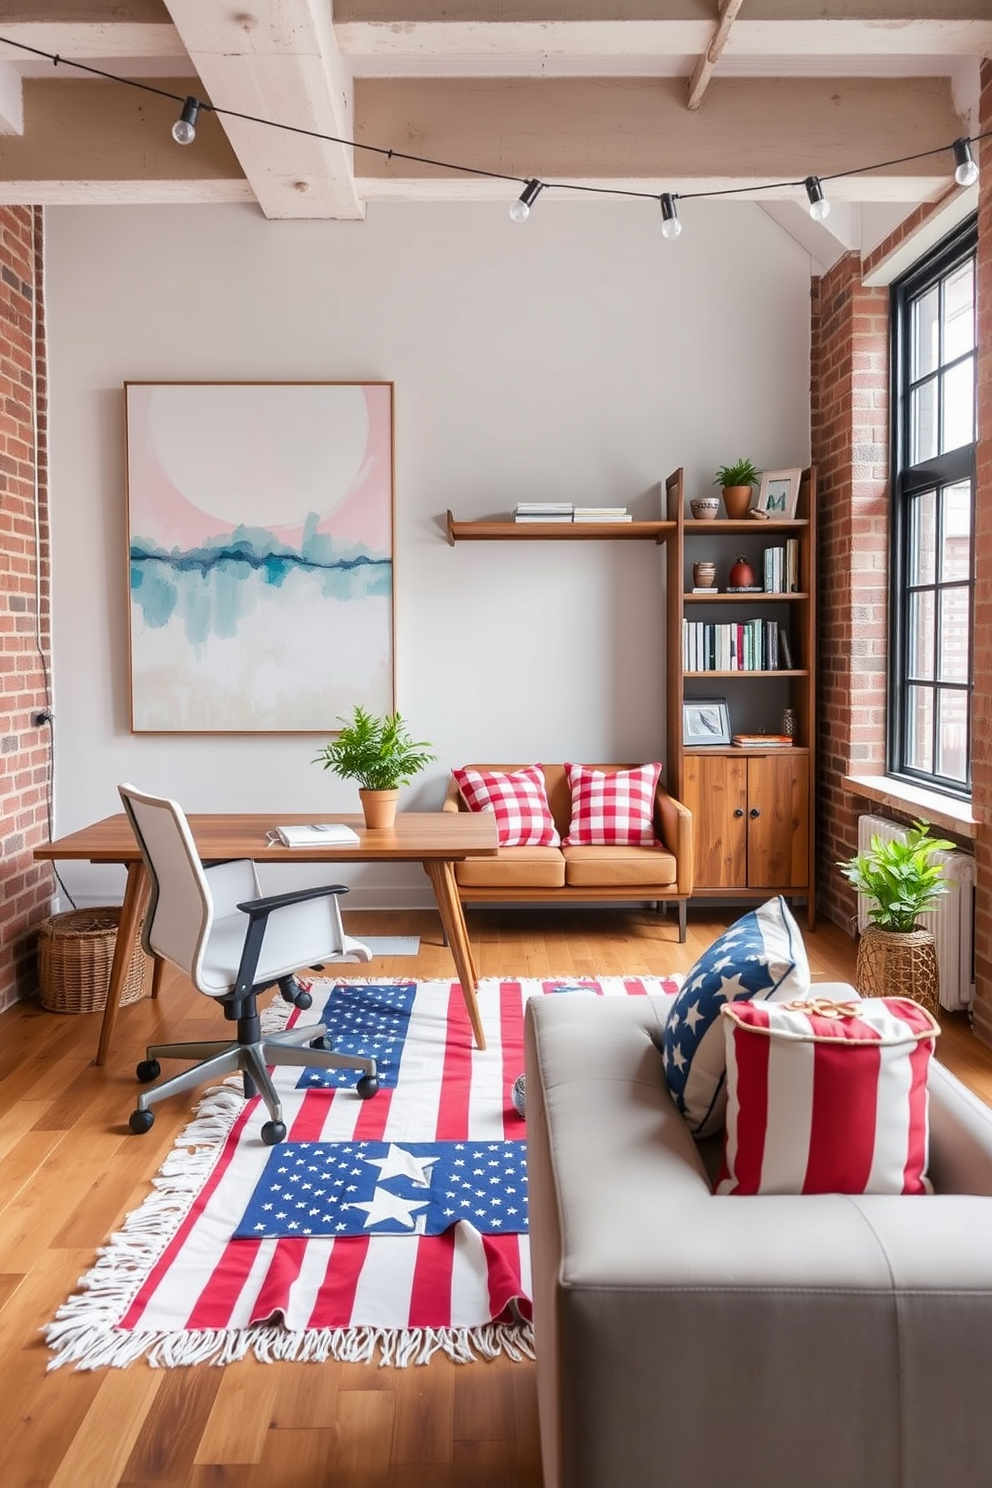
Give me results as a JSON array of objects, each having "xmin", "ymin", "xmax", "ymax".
[
  {"xmin": 746, "ymin": 752, "xmax": 810, "ymax": 889},
  {"xmin": 683, "ymin": 753, "xmax": 747, "ymax": 889}
]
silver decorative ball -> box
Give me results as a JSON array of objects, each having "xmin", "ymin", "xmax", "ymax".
[{"xmin": 511, "ymin": 1073, "xmax": 526, "ymax": 1118}]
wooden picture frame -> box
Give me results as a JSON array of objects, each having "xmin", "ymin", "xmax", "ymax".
[
  {"xmin": 683, "ymin": 697, "xmax": 731, "ymax": 746},
  {"xmin": 124, "ymin": 381, "xmax": 395, "ymax": 733},
  {"xmin": 754, "ymin": 467, "xmax": 802, "ymax": 519}
]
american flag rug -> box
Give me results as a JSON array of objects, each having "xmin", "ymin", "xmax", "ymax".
[{"xmin": 45, "ymin": 974, "xmax": 679, "ymax": 1371}]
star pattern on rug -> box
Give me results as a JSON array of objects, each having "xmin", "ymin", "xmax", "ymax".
[
  {"xmin": 296, "ymin": 982, "xmax": 417, "ymax": 1089},
  {"xmin": 235, "ymin": 1139, "xmax": 529, "ymax": 1238}
]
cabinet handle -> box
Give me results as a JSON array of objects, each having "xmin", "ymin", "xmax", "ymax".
[
  {"xmin": 733, "ymin": 808, "xmax": 744, "ymax": 818},
  {"xmin": 749, "ymin": 808, "xmax": 761, "ymax": 819}
]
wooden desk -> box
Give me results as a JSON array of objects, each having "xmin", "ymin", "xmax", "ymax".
[{"xmin": 34, "ymin": 811, "xmax": 499, "ymax": 1065}]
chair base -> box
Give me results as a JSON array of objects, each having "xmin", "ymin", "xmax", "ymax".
[{"xmin": 131, "ymin": 1021, "xmax": 378, "ymax": 1142}]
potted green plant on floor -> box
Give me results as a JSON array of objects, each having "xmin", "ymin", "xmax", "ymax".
[
  {"xmin": 714, "ymin": 458, "xmax": 761, "ymax": 519},
  {"xmin": 838, "ymin": 820, "xmax": 955, "ymax": 1013},
  {"xmin": 313, "ymin": 705, "xmax": 436, "ymax": 829}
]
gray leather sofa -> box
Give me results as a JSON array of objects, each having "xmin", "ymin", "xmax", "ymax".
[{"xmin": 524, "ymin": 987, "xmax": 992, "ymax": 1488}]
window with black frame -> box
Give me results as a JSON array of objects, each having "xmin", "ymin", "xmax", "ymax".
[{"xmin": 889, "ymin": 217, "xmax": 977, "ymax": 798}]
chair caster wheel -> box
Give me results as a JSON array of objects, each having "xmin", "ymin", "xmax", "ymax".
[
  {"xmin": 356, "ymin": 1075, "xmax": 379, "ymax": 1100},
  {"xmin": 294, "ymin": 988, "xmax": 313, "ymax": 1011},
  {"xmin": 136, "ymin": 1059, "xmax": 161, "ymax": 1083},
  {"xmin": 130, "ymin": 1108, "xmax": 155, "ymax": 1134},
  {"xmin": 261, "ymin": 1120, "xmax": 287, "ymax": 1145}
]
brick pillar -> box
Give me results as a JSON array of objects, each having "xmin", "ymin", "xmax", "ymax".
[
  {"xmin": 970, "ymin": 62, "xmax": 992, "ymax": 1046},
  {"xmin": 810, "ymin": 256, "xmax": 889, "ymax": 932},
  {"xmin": 0, "ymin": 206, "xmax": 51, "ymax": 1013}
]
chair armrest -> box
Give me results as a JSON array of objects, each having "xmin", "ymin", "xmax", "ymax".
[
  {"xmin": 443, "ymin": 775, "xmax": 465, "ymax": 814},
  {"xmin": 236, "ymin": 882, "xmax": 349, "ymax": 920},
  {"xmin": 654, "ymin": 785, "xmax": 694, "ymax": 897}
]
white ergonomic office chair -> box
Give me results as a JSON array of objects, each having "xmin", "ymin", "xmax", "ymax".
[{"xmin": 119, "ymin": 784, "xmax": 379, "ymax": 1146}]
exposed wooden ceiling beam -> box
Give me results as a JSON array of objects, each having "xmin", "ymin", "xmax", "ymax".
[
  {"xmin": 162, "ymin": 1, "xmax": 362, "ymax": 220},
  {"xmin": 354, "ymin": 74, "xmax": 964, "ymax": 204},
  {"xmin": 687, "ymin": 0, "xmax": 745, "ymax": 112}
]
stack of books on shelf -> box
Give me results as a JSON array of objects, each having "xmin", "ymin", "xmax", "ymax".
[
  {"xmin": 572, "ymin": 506, "xmax": 633, "ymax": 523},
  {"xmin": 514, "ymin": 502, "xmax": 575, "ymax": 523},
  {"xmin": 682, "ymin": 618, "xmax": 795, "ymax": 672},
  {"xmin": 732, "ymin": 733, "xmax": 795, "ymax": 748},
  {"xmin": 762, "ymin": 540, "xmax": 801, "ymax": 592}
]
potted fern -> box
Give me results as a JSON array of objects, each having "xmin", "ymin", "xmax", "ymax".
[
  {"xmin": 838, "ymin": 820, "xmax": 954, "ymax": 1012},
  {"xmin": 313, "ymin": 706, "xmax": 436, "ymax": 829},
  {"xmin": 714, "ymin": 458, "xmax": 761, "ymax": 519}
]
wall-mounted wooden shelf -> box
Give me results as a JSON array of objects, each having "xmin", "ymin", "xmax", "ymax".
[{"xmin": 446, "ymin": 511, "xmax": 674, "ymax": 545}]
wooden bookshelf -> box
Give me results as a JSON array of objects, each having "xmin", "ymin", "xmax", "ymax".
[{"xmin": 446, "ymin": 511, "xmax": 675, "ymax": 545}]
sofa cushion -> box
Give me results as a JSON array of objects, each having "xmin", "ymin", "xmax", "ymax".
[
  {"xmin": 454, "ymin": 846, "xmax": 566, "ymax": 889},
  {"xmin": 452, "ymin": 764, "xmax": 561, "ymax": 847},
  {"xmin": 661, "ymin": 896, "xmax": 810, "ymax": 1138},
  {"xmin": 563, "ymin": 762, "xmax": 661, "ymax": 846},
  {"xmin": 563, "ymin": 845, "xmax": 677, "ymax": 889},
  {"xmin": 717, "ymin": 995, "xmax": 940, "ymax": 1195}
]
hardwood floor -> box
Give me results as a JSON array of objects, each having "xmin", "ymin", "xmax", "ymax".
[{"xmin": 2, "ymin": 905, "xmax": 989, "ymax": 1488}]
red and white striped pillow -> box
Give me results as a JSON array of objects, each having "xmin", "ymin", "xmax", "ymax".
[
  {"xmin": 717, "ymin": 995, "xmax": 940, "ymax": 1196},
  {"xmin": 452, "ymin": 765, "xmax": 560, "ymax": 847},
  {"xmin": 563, "ymin": 762, "xmax": 661, "ymax": 846}
]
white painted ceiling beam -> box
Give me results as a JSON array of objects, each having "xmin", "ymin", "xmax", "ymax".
[
  {"xmin": 160, "ymin": 1, "xmax": 362, "ymax": 219},
  {"xmin": 336, "ymin": 18, "xmax": 992, "ymax": 76}
]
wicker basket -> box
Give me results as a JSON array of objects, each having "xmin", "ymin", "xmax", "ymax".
[
  {"xmin": 37, "ymin": 907, "xmax": 148, "ymax": 1014},
  {"xmin": 855, "ymin": 924, "xmax": 940, "ymax": 1016}
]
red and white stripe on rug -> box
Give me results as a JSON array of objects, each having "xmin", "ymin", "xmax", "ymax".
[{"xmin": 45, "ymin": 975, "xmax": 679, "ymax": 1370}]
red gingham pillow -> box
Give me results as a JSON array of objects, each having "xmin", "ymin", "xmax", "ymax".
[
  {"xmin": 716, "ymin": 995, "xmax": 940, "ymax": 1196},
  {"xmin": 563, "ymin": 762, "xmax": 661, "ymax": 846},
  {"xmin": 452, "ymin": 765, "xmax": 560, "ymax": 847}
]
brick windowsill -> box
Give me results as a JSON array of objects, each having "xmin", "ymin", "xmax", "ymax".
[{"xmin": 842, "ymin": 775, "xmax": 978, "ymax": 840}]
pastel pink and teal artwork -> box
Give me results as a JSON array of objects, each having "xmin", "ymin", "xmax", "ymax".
[{"xmin": 125, "ymin": 381, "xmax": 393, "ymax": 732}]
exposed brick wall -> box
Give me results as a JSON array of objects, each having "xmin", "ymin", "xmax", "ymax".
[
  {"xmin": 970, "ymin": 63, "xmax": 992, "ymax": 1047},
  {"xmin": 0, "ymin": 206, "xmax": 51, "ymax": 1014},
  {"xmin": 810, "ymin": 255, "xmax": 889, "ymax": 932}
]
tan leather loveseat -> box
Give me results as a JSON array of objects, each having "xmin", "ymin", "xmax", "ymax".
[{"xmin": 442, "ymin": 763, "xmax": 693, "ymax": 940}]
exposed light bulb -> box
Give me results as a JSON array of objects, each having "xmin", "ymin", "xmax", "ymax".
[
  {"xmin": 510, "ymin": 179, "xmax": 543, "ymax": 223},
  {"xmin": 804, "ymin": 175, "xmax": 830, "ymax": 222},
  {"xmin": 660, "ymin": 193, "xmax": 682, "ymax": 240},
  {"xmin": 953, "ymin": 138, "xmax": 979, "ymax": 188},
  {"xmin": 172, "ymin": 97, "xmax": 201, "ymax": 146}
]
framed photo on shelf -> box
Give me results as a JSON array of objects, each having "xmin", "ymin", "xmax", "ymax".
[
  {"xmin": 683, "ymin": 697, "xmax": 732, "ymax": 746},
  {"xmin": 755, "ymin": 467, "xmax": 802, "ymax": 519}
]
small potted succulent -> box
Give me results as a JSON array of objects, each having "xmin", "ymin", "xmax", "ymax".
[
  {"xmin": 714, "ymin": 458, "xmax": 762, "ymax": 519},
  {"xmin": 313, "ymin": 705, "xmax": 436, "ymax": 829},
  {"xmin": 838, "ymin": 819, "xmax": 954, "ymax": 1012}
]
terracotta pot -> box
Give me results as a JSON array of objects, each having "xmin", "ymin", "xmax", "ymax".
[
  {"xmin": 728, "ymin": 555, "xmax": 756, "ymax": 587},
  {"xmin": 359, "ymin": 789, "xmax": 399, "ymax": 829},
  {"xmin": 721, "ymin": 485, "xmax": 754, "ymax": 520}
]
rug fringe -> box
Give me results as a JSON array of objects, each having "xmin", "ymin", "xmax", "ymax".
[{"xmin": 46, "ymin": 1319, "xmax": 534, "ymax": 1371}]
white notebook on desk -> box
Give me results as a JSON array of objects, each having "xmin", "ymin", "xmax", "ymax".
[{"xmin": 273, "ymin": 823, "xmax": 360, "ymax": 848}]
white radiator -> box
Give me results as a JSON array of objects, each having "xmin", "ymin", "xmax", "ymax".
[{"xmin": 856, "ymin": 814, "xmax": 976, "ymax": 1011}]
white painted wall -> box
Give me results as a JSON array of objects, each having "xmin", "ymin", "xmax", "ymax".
[{"xmin": 44, "ymin": 198, "xmax": 811, "ymax": 907}]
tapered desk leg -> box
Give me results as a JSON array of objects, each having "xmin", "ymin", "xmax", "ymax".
[
  {"xmin": 424, "ymin": 859, "xmax": 486, "ymax": 1051},
  {"xmin": 95, "ymin": 860, "xmax": 149, "ymax": 1067}
]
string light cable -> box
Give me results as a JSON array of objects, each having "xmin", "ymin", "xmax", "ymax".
[{"xmin": 0, "ymin": 32, "xmax": 984, "ymax": 235}]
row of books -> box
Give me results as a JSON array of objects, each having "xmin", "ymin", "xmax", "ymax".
[
  {"xmin": 683, "ymin": 618, "xmax": 795, "ymax": 672},
  {"xmin": 763, "ymin": 540, "xmax": 801, "ymax": 593},
  {"xmin": 513, "ymin": 502, "xmax": 633, "ymax": 524}
]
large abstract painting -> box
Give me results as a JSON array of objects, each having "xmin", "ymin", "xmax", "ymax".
[{"xmin": 125, "ymin": 382, "xmax": 394, "ymax": 732}]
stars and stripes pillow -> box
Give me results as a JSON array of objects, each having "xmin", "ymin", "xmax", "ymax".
[
  {"xmin": 452, "ymin": 764, "xmax": 560, "ymax": 846},
  {"xmin": 661, "ymin": 896, "xmax": 810, "ymax": 1138},
  {"xmin": 717, "ymin": 995, "xmax": 940, "ymax": 1196},
  {"xmin": 562, "ymin": 761, "xmax": 661, "ymax": 845}
]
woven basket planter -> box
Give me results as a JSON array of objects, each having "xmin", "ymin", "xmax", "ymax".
[
  {"xmin": 38, "ymin": 907, "xmax": 147, "ymax": 1015},
  {"xmin": 855, "ymin": 924, "xmax": 940, "ymax": 1016}
]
